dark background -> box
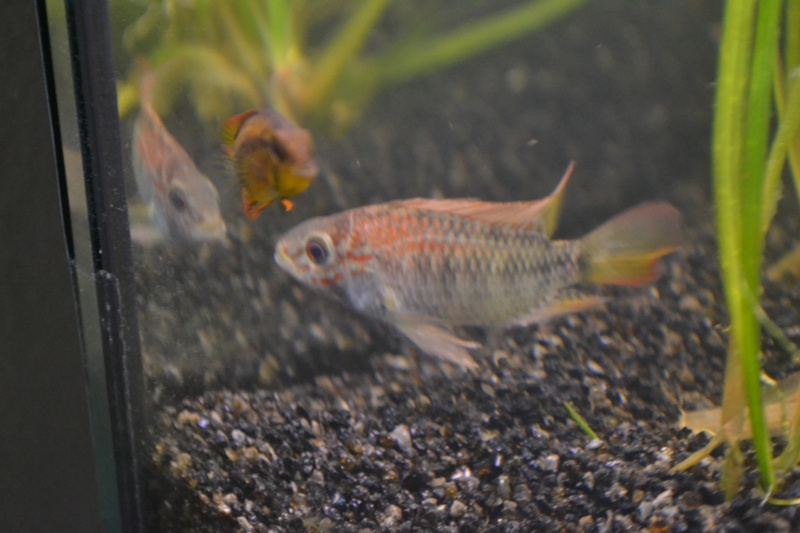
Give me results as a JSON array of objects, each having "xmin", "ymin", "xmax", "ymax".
[{"xmin": 0, "ymin": 1, "xmax": 104, "ymax": 532}]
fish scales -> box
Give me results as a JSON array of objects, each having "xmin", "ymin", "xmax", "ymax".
[{"xmin": 348, "ymin": 205, "xmax": 582, "ymax": 326}]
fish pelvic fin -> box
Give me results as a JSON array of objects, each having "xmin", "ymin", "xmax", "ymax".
[
  {"xmin": 580, "ymin": 202, "xmax": 682, "ymax": 287},
  {"xmin": 395, "ymin": 319, "xmax": 480, "ymax": 369}
]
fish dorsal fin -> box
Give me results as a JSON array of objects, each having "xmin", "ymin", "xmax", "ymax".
[
  {"xmin": 220, "ymin": 110, "xmax": 260, "ymax": 149},
  {"xmin": 394, "ymin": 162, "xmax": 574, "ymax": 236},
  {"xmin": 139, "ymin": 67, "xmax": 154, "ymax": 110},
  {"xmin": 137, "ymin": 62, "xmax": 164, "ymax": 127}
]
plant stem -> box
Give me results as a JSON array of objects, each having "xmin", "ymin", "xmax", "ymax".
[
  {"xmin": 371, "ymin": 0, "xmax": 585, "ymax": 86},
  {"xmin": 786, "ymin": 0, "xmax": 800, "ymax": 71},
  {"xmin": 773, "ymin": 57, "xmax": 800, "ymax": 200},
  {"xmin": 672, "ymin": 433, "xmax": 725, "ymax": 472},
  {"xmin": 742, "ymin": 0, "xmax": 781, "ymax": 270},
  {"xmin": 216, "ymin": 1, "xmax": 269, "ymax": 89},
  {"xmin": 715, "ymin": 0, "xmax": 754, "ymax": 424},
  {"xmin": 565, "ymin": 402, "xmax": 599, "ymax": 440},
  {"xmin": 753, "ymin": 302, "xmax": 800, "ymax": 364},
  {"xmin": 761, "ymin": 65, "xmax": 800, "ymax": 232},
  {"xmin": 714, "ymin": 0, "xmax": 775, "ymax": 493},
  {"xmin": 300, "ymin": 0, "xmax": 392, "ymax": 111},
  {"xmin": 265, "ymin": 0, "xmax": 293, "ymax": 65},
  {"xmin": 772, "ymin": 0, "xmax": 800, "ymax": 216},
  {"xmin": 153, "ymin": 44, "xmax": 263, "ymax": 109}
]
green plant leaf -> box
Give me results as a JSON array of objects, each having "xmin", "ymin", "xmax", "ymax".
[
  {"xmin": 300, "ymin": 0, "xmax": 392, "ymax": 113},
  {"xmin": 741, "ymin": 0, "xmax": 781, "ymax": 281},
  {"xmin": 565, "ymin": 402, "xmax": 600, "ymax": 441},
  {"xmin": 761, "ymin": 66, "xmax": 800, "ymax": 233},
  {"xmin": 713, "ymin": 0, "xmax": 775, "ymax": 494}
]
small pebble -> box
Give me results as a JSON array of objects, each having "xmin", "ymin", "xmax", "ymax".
[
  {"xmin": 540, "ymin": 454, "xmax": 560, "ymax": 472},
  {"xmin": 388, "ymin": 424, "xmax": 414, "ymax": 455},
  {"xmin": 381, "ymin": 504, "xmax": 403, "ymax": 528},
  {"xmin": 449, "ymin": 500, "xmax": 467, "ymax": 518}
]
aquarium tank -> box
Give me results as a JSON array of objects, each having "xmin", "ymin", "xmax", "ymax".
[{"xmin": 7, "ymin": 0, "xmax": 800, "ymax": 530}]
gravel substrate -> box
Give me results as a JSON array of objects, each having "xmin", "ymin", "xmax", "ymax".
[{"xmin": 136, "ymin": 1, "xmax": 800, "ymax": 530}]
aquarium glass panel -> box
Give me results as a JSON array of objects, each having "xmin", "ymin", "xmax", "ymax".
[
  {"xmin": 42, "ymin": 1, "xmax": 128, "ymax": 528},
  {"xmin": 45, "ymin": 0, "xmax": 765, "ymax": 529}
]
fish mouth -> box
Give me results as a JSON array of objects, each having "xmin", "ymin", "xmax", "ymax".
[
  {"xmin": 199, "ymin": 218, "xmax": 228, "ymax": 243},
  {"xmin": 296, "ymin": 162, "xmax": 319, "ymax": 178},
  {"xmin": 274, "ymin": 243, "xmax": 292, "ymax": 270}
]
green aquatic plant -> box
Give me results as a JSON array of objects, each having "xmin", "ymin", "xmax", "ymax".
[
  {"xmin": 116, "ymin": 0, "xmax": 586, "ymax": 130},
  {"xmin": 673, "ymin": 0, "xmax": 800, "ymax": 501},
  {"xmin": 564, "ymin": 401, "xmax": 600, "ymax": 441}
]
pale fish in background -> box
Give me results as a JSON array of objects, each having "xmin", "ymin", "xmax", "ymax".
[
  {"xmin": 131, "ymin": 69, "xmax": 228, "ymax": 243},
  {"xmin": 274, "ymin": 164, "xmax": 682, "ymax": 368}
]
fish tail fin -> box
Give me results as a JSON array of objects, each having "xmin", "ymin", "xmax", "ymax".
[
  {"xmin": 221, "ymin": 110, "xmax": 258, "ymax": 148},
  {"xmin": 580, "ymin": 202, "xmax": 682, "ymax": 287}
]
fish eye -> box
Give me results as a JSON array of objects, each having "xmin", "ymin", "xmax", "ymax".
[
  {"xmin": 269, "ymin": 140, "xmax": 289, "ymax": 162},
  {"xmin": 168, "ymin": 188, "xmax": 188, "ymax": 211},
  {"xmin": 305, "ymin": 236, "xmax": 331, "ymax": 266}
]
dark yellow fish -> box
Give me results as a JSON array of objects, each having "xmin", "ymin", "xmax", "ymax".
[
  {"xmin": 221, "ymin": 109, "xmax": 318, "ymax": 220},
  {"xmin": 275, "ymin": 164, "xmax": 682, "ymax": 367}
]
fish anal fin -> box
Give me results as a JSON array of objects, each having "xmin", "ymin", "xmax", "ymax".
[
  {"xmin": 242, "ymin": 191, "xmax": 270, "ymax": 220},
  {"xmin": 392, "ymin": 162, "xmax": 574, "ymax": 236},
  {"xmin": 395, "ymin": 320, "xmax": 480, "ymax": 369},
  {"xmin": 513, "ymin": 292, "xmax": 605, "ymax": 327}
]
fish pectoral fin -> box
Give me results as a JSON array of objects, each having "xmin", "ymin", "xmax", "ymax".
[
  {"xmin": 395, "ymin": 320, "xmax": 481, "ymax": 369},
  {"xmin": 128, "ymin": 200, "xmax": 164, "ymax": 243},
  {"xmin": 513, "ymin": 291, "xmax": 605, "ymax": 327},
  {"xmin": 127, "ymin": 201, "xmax": 155, "ymax": 224},
  {"xmin": 129, "ymin": 222, "xmax": 166, "ymax": 245},
  {"xmin": 281, "ymin": 199, "xmax": 294, "ymax": 211}
]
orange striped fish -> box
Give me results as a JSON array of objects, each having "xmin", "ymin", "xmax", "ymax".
[{"xmin": 274, "ymin": 164, "xmax": 682, "ymax": 368}]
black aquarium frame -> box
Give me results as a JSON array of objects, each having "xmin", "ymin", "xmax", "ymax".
[
  {"xmin": 61, "ymin": 0, "xmax": 148, "ymax": 529},
  {"xmin": 0, "ymin": 1, "xmax": 146, "ymax": 532}
]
